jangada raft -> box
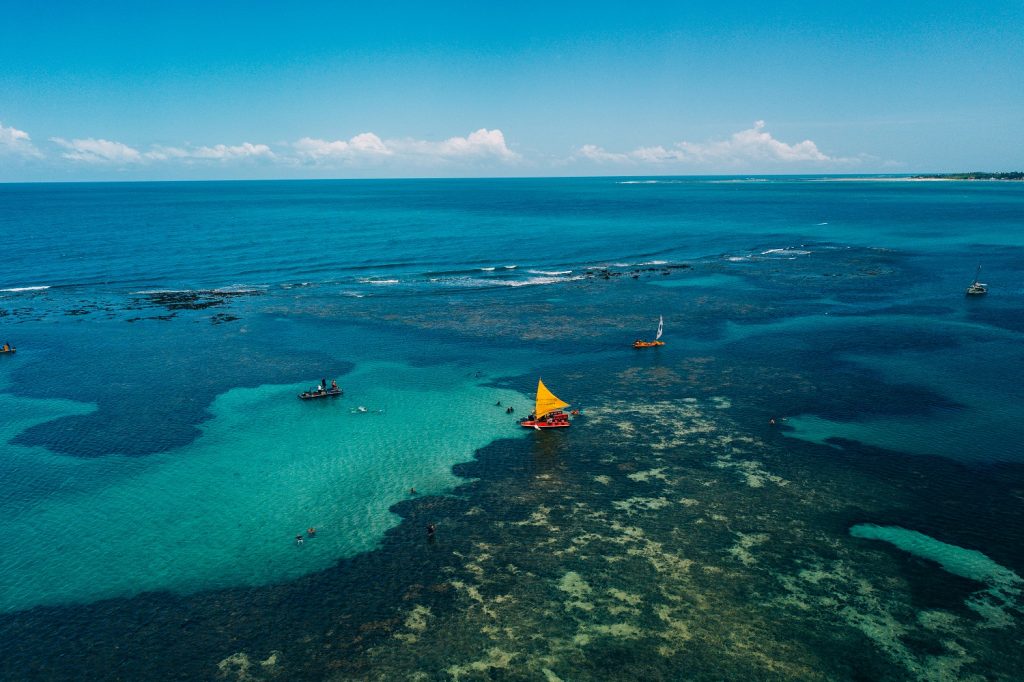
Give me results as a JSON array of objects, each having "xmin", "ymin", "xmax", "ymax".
[
  {"xmin": 519, "ymin": 378, "xmax": 572, "ymax": 429},
  {"xmin": 298, "ymin": 387, "xmax": 343, "ymax": 400},
  {"xmin": 633, "ymin": 315, "xmax": 664, "ymax": 348}
]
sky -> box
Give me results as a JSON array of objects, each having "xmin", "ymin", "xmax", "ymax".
[{"xmin": 1, "ymin": 1, "xmax": 1022, "ymax": 181}]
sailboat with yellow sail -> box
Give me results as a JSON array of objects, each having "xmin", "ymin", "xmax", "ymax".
[{"xmin": 519, "ymin": 378, "xmax": 572, "ymax": 429}]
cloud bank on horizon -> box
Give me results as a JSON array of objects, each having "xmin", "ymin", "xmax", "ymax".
[
  {"xmin": 578, "ymin": 121, "xmax": 850, "ymax": 167},
  {"xmin": 2, "ymin": 120, "xmax": 868, "ymax": 177}
]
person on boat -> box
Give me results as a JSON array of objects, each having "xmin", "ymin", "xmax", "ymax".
[
  {"xmin": 331, "ymin": 379, "xmax": 338, "ymax": 391},
  {"xmin": 1, "ymin": 343, "xmax": 8, "ymax": 352}
]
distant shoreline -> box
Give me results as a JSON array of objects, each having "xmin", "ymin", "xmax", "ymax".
[{"xmin": 909, "ymin": 172, "xmax": 1023, "ymax": 181}]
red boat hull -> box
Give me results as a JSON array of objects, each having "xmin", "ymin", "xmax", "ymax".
[
  {"xmin": 519, "ymin": 410, "xmax": 571, "ymax": 429},
  {"xmin": 519, "ymin": 420, "xmax": 570, "ymax": 429}
]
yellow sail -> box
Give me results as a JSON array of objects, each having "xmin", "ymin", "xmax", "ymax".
[{"xmin": 535, "ymin": 378, "xmax": 569, "ymax": 418}]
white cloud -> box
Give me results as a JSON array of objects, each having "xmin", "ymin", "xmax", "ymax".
[
  {"xmin": 578, "ymin": 121, "xmax": 839, "ymax": 168},
  {"xmin": 295, "ymin": 128, "xmax": 519, "ymax": 164},
  {"xmin": 148, "ymin": 142, "xmax": 275, "ymax": 161},
  {"xmin": 51, "ymin": 137, "xmax": 143, "ymax": 164},
  {"xmin": 294, "ymin": 132, "xmax": 391, "ymax": 160},
  {"xmin": 0, "ymin": 122, "xmax": 43, "ymax": 158},
  {"xmin": 144, "ymin": 146, "xmax": 190, "ymax": 161},
  {"xmin": 24, "ymin": 127, "xmax": 520, "ymax": 173},
  {"xmin": 578, "ymin": 143, "xmax": 628, "ymax": 163},
  {"xmin": 50, "ymin": 138, "xmax": 276, "ymax": 165},
  {"xmin": 394, "ymin": 128, "xmax": 519, "ymax": 161}
]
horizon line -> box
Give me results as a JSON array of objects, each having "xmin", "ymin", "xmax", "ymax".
[{"xmin": 3, "ymin": 171, "xmax": 1019, "ymax": 186}]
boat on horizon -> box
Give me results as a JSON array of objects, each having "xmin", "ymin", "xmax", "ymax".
[
  {"xmin": 519, "ymin": 379, "xmax": 571, "ymax": 429},
  {"xmin": 633, "ymin": 315, "xmax": 665, "ymax": 348},
  {"xmin": 966, "ymin": 265, "xmax": 987, "ymax": 296}
]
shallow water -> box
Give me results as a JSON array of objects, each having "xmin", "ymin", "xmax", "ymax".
[
  {"xmin": 1, "ymin": 177, "xmax": 1023, "ymax": 680},
  {"xmin": 0, "ymin": 362, "xmax": 528, "ymax": 612}
]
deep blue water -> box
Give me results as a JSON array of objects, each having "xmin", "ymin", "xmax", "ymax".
[
  {"xmin": 3, "ymin": 177, "xmax": 1022, "ymax": 296},
  {"xmin": 1, "ymin": 176, "xmax": 1023, "ymax": 680}
]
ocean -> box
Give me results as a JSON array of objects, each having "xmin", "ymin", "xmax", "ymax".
[{"xmin": 1, "ymin": 176, "xmax": 1023, "ymax": 680}]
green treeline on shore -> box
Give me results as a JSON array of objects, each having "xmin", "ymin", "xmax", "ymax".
[{"xmin": 912, "ymin": 172, "xmax": 1023, "ymax": 180}]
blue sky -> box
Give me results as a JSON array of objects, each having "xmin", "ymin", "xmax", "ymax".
[{"xmin": 1, "ymin": 1, "xmax": 1022, "ymax": 180}]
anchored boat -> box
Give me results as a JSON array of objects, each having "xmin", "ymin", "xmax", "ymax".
[
  {"xmin": 519, "ymin": 379, "xmax": 571, "ymax": 429},
  {"xmin": 633, "ymin": 315, "xmax": 665, "ymax": 348},
  {"xmin": 965, "ymin": 265, "xmax": 987, "ymax": 296},
  {"xmin": 296, "ymin": 387, "xmax": 344, "ymax": 399}
]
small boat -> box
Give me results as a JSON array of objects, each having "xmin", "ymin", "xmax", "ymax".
[
  {"xmin": 965, "ymin": 265, "xmax": 987, "ymax": 296},
  {"xmin": 298, "ymin": 387, "xmax": 343, "ymax": 400},
  {"xmin": 0, "ymin": 344, "xmax": 14, "ymax": 354},
  {"xmin": 519, "ymin": 378, "xmax": 572, "ymax": 429},
  {"xmin": 633, "ymin": 315, "xmax": 665, "ymax": 348}
]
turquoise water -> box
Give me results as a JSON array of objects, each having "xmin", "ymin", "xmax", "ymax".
[
  {"xmin": 851, "ymin": 524, "xmax": 1023, "ymax": 627},
  {"xmin": 850, "ymin": 524, "xmax": 1022, "ymax": 588},
  {"xmin": 783, "ymin": 325, "xmax": 1024, "ymax": 461},
  {"xmin": 1, "ymin": 177, "xmax": 1023, "ymax": 679},
  {"xmin": 0, "ymin": 361, "xmax": 527, "ymax": 611}
]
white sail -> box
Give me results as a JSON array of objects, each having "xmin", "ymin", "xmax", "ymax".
[{"xmin": 656, "ymin": 315, "xmax": 664, "ymax": 340}]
